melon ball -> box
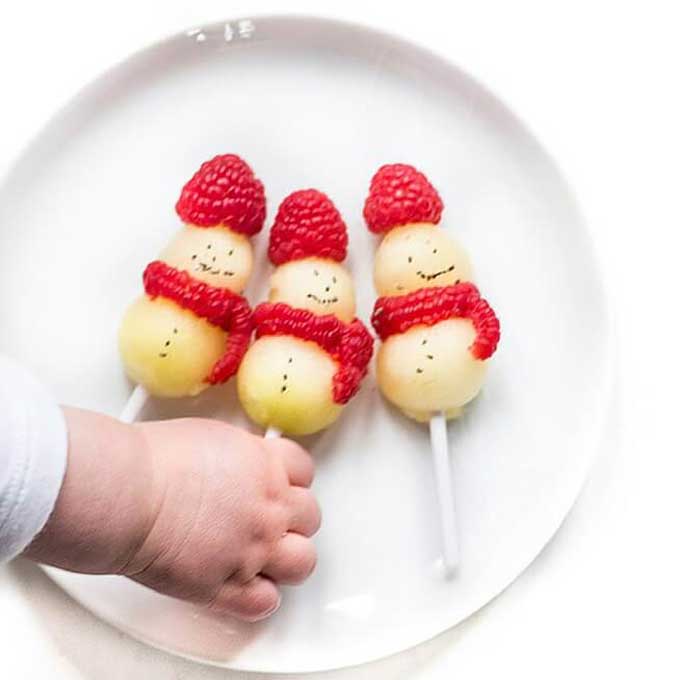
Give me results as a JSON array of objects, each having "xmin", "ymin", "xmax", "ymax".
[
  {"xmin": 376, "ymin": 318, "xmax": 488, "ymax": 422},
  {"xmin": 237, "ymin": 335, "xmax": 343, "ymax": 436},
  {"xmin": 374, "ymin": 223, "xmax": 473, "ymax": 297},
  {"xmin": 119, "ymin": 296, "xmax": 227, "ymax": 397},
  {"xmin": 160, "ymin": 224, "xmax": 253, "ymax": 293},
  {"xmin": 269, "ymin": 257, "xmax": 356, "ymax": 323}
]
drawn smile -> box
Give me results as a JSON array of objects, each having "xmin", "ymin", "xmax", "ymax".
[
  {"xmin": 196, "ymin": 261, "xmax": 235, "ymax": 277},
  {"xmin": 306, "ymin": 293, "xmax": 339, "ymax": 305},
  {"xmin": 416, "ymin": 264, "xmax": 456, "ymax": 281}
]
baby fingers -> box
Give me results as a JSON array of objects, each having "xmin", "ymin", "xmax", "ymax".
[
  {"xmin": 208, "ymin": 575, "xmax": 281, "ymax": 622},
  {"xmin": 266, "ymin": 437, "xmax": 315, "ymax": 488},
  {"xmin": 262, "ymin": 532, "xmax": 317, "ymax": 585},
  {"xmin": 286, "ymin": 486, "xmax": 321, "ymax": 537}
]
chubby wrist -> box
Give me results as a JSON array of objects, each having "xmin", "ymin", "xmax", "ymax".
[{"xmin": 24, "ymin": 407, "xmax": 161, "ymax": 575}]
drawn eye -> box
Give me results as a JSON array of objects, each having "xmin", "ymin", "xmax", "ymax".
[
  {"xmin": 207, "ymin": 244, "xmax": 212, "ymax": 250},
  {"xmin": 173, "ymin": 328, "xmax": 178, "ymax": 334},
  {"xmin": 191, "ymin": 254, "xmax": 197, "ymax": 260},
  {"xmin": 313, "ymin": 269, "xmax": 319, "ymax": 276},
  {"xmin": 332, "ymin": 276, "xmax": 337, "ymax": 284},
  {"xmin": 421, "ymin": 339, "xmax": 427, "ymax": 345},
  {"xmin": 432, "ymin": 248, "xmax": 438, "ymax": 254},
  {"xmin": 408, "ymin": 256, "xmax": 413, "ymax": 263},
  {"xmin": 228, "ymin": 249, "xmax": 234, "ymax": 256}
]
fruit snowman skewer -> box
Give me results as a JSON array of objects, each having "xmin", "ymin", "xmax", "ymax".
[
  {"xmin": 237, "ymin": 189, "xmax": 373, "ymax": 437},
  {"xmin": 364, "ymin": 164, "xmax": 501, "ymax": 574},
  {"xmin": 118, "ymin": 154, "xmax": 265, "ymax": 422}
]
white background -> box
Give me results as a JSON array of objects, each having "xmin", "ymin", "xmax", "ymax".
[{"xmin": 0, "ymin": 1, "xmax": 678, "ymax": 678}]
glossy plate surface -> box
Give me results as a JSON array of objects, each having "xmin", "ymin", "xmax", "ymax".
[{"xmin": 0, "ymin": 15, "xmax": 612, "ymax": 673}]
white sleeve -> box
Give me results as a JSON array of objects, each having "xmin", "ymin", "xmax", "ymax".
[{"xmin": 0, "ymin": 355, "xmax": 68, "ymax": 562}]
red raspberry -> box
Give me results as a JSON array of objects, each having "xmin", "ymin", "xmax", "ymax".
[
  {"xmin": 333, "ymin": 319, "xmax": 374, "ymax": 403},
  {"xmin": 176, "ymin": 154, "xmax": 266, "ymax": 236},
  {"xmin": 363, "ymin": 163, "xmax": 444, "ymax": 233},
  {"xmin": 371, "ymin": 283, "xmax": 500, "ymax": 360},
  {"xmin": 268, "ymin": 189, "xmax": 348, "ymax": 265},
  {"xmin": 254, "ymin": 303, "xmax": 342, "ymax": 349},
  {"xmin": 253, "ymin": 302, "xmax": 374, "ymax": 404}
]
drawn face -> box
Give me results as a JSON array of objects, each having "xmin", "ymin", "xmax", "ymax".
[
  {"xmin": 269, "ymin": 257, "xmax": 356, "ymax": 322},
  {"xmin": 119, "ymin": 296, "xmax": 227, "ymax": 397},
  {"xmin": 373, "ymin": 223, "xmax": 473, "ymax": 297},
  {"xmin": 237, "ymin": 335, "xmax": 343, "ymax": 435},
  {"xmin": 376, "ymin": 318, "xmax": 488, "ymax": 421},
  {"xmin": 160, "ymin": 225, "xmax": 253, "ymax": 293}
]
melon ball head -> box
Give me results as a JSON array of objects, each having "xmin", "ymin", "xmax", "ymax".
[
  {"xmin": 160, "ymin": 225, "xmax": 254, "ymax": 294},
  {"xmin": 376, "ymin": 319, "xmax": 488, "ymax": 422},
  {"xmin": 119, "ymin": 297, "xmax": 228, "ymax": 398},
  {"xmin": 237, "ymin": 335, "xmax": 343, "ymax": 436},
  {"xmin": 269, "ymin": 257, "xmax": 356, "ymax": 323},
  {"xmin": 373, "ymin": 223, "xmax": 473, "ymax": 297}
]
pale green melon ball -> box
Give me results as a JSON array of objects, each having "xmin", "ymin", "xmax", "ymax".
[
  {"xmin": 377, "ymin": 318, "xmax": 488, "ymax": 422},
  {"xmin": 269, "ymin": 257, "xmax": 356, "ymax": 322},
  {"xmin": 160, "ymin": 224, "xmax": 253, "ymax": 293},
  {"xmin": 374, "ymin": 223, "xmax": 473, "ymax": 297},
  {"xmin": 119, "ymin": 296, "xmax": 227, "ymax": 397},
  {"xmin": 237, "ymin": 335, "xmax": 343, "ymax": 436}
]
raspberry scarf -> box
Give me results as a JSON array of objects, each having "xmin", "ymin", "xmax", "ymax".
[
  {"xmin": 143, "ymin": 260, "xmax": 253, "ymax": 384},
  {"xmin": 253, "ymin": 302, "xmax": 374, "ymax": 404},
  {"xmin": 371, "ymin": 282, "xmax": 500, "ymax": 360}
]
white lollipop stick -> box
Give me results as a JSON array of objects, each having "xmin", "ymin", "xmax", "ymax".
[
  {"xmin": 120, "ymin": 384, "xmax": 149, "ymax": 423},
  {"xmin": 264, "ymin": 425, "xmax": 282, "ymax": 439},
  {"xmin": 429, "ymin": 411, "xmax": 459, "ymax": 576}
]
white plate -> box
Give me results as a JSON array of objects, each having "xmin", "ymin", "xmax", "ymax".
[{"xmin": 0, "ymin": 15, "xmax": 613, "ymax": 674}]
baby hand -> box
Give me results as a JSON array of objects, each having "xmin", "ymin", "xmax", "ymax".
[
  {"xmin": 25, "ymin": 410, "xmax": 320, "ymax": 623},
  {"xmin": 125, "ymin": 419, "xmax": 320, "ymax": 621}
]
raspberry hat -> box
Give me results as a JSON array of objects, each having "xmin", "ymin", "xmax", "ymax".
[
  {"xmin": 363, "ymin": 163, "xmax": 443, "ymax": 234},
  {"xmin": 176, "ymin": 154, "xmax": 266, "ymax": 236},
  {"xmin": 268, "ymin": 189, "xmax": 348, "ymax": 265}
]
